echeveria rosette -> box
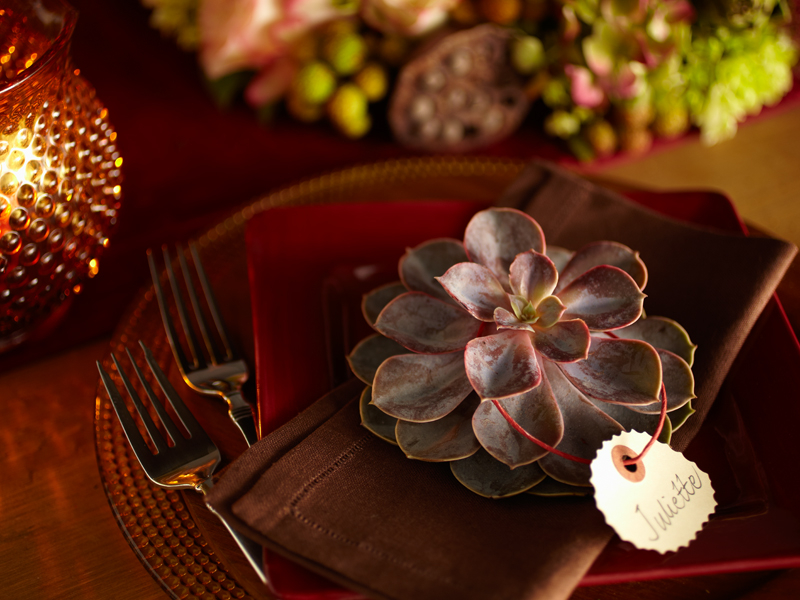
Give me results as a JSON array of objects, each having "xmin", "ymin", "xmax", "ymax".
[{"xmin": 347, "ymin": 208, "xmax": 696, "ymax": 498}]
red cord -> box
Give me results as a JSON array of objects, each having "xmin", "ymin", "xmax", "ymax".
[{"xmin": 491, "ymin": 382, "xmax": 668, "ymax": 466}]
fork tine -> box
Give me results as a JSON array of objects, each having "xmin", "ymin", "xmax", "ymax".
[
  {"xmin": 124, "ymin": 346, "xmax": 187, "ymax": 447},
  {"xmin": 163, "ymin": 246, "xmax": 207, "ymax": 370},
  {"xmin": 178, "ymin": 243, "xmax": 225, "ymax": 364},
  {"xmin": 110, "ymin": 351, "xmax": 171, "ymax": 454},
  {"xmin": 139, "ymin": 341, "xmax": 216, "ymax": 448},
  {"xmin": 97, "ymin": 360, "xmax": 160, "ymax": 465},
  {"xmin": 190, "ymin": 242, "xmax": 235, "ymax": 361},
  {"xmin": 148, "ymin": 249, "xmax": 195, "ymax": 374}
]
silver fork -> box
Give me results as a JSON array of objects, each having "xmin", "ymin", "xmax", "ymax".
[
  {"xmin": 96, "ymin": 341, "xmax": 266, "ymax": 583},
  {"xmin": 147, "ymin": 243, "xmax": 258, "ymax": 447}
]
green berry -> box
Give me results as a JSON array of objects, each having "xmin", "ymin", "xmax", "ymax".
[
  {"xmin": 542, "ymin": 78, "xmax": 570, "ymax": 108},
  {"xmin": 544, "ymin": 110, "xmax": 580, "ymax": 139},
  {"xmin": 354, "ymin": 62, "xmax": 388, "ymax": 102},
  {"xmin": 328, "ymin": 83, "xmax": 371, "ymax": 138},
  {"xmin": 619, "ymin": 126, "xmax": 653, "ymax": 155},
  {"xmin": 511, "ymin": 35, "xmax": 545, "ymax": 75},
  {"xmin": 323, "ymin": 32, "xmax": 367, "ymax": 76},
  {"xmin": 585, "ymin": 119, "xmax": 617, "ymax": 158},
  {"xmin": 615, "ymin": 99, "xmax": 654, "ymax": 129},
  {"xmin": 287, "ymin": 90, "xmax": 323, "ymax": 123},
  {"xmin": 294, "ymin": 61, "xmax": 337, "ymax": 105},
  {"xmin": 568, "ymin": 135, "xmax": 595, "ymax": 162},
  {"xmin": 653, "ymin": 104, "xmax": 690, "ymax": 139}
]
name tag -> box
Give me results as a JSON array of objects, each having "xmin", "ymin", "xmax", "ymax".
[{"xmin": 590, "ymin": 430, "xmax": 717, "ymax": 553}]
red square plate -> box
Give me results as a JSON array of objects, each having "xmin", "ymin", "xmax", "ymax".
[{"xmin": 245, "ymin": 195, "xmax": 800, "ymax": 599}]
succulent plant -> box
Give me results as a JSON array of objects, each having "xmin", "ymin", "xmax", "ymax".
[{"xmin": 348, "ymin": 207, "xmax": 696, "ymax": 498}]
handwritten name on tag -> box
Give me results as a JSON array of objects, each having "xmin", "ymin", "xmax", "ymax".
[{"xmin": 590, "ymin": 430, "xmax": 716, "ymax": 553}]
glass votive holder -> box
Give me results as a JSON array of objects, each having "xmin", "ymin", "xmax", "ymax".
[{"xmin": 0, "ymin": 0, "xmax": 122, "ymax": 351}]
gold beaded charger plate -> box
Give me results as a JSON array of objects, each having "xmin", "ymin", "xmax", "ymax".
[{"xmin": 92, "ymin": 157, "xmax": 527, "ymax": 600}]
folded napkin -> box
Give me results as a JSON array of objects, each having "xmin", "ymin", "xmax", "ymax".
[
  {"xmin": 497, "ymin": 161, "xmax": 797, "ymax": 451},
  {"xmin": 207, "ymin": 161, "xmax": 797, "ymax": 600}
]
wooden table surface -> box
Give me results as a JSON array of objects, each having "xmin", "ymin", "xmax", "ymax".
[{"xmin": 2, "ymin": 0, "xmax": 800, "ymax": 597}]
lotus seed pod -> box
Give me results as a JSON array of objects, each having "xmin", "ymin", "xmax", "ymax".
[
  {"xmin": 510, "ymin": 35, "xmax": 545, "ymax": 75},
  {"xmin": 619, "ymin": 126, "xmax": 653, "ymax": 155},
  {"xmin": 294, "ymin": 61, "xmax": 337, "ymax": 105},
  {"xmin": 585, "ymin": 119, "xmax": 618, "ymax": 158},
  {"xmin": 389, "ymin": 24, "xmax": 529, "ymax": 152},
  {"xmin": 653, "ymin": 104, "xmax": 690, "ymax": 139},
  {"xmin": 323, "ymin": 31, "xmax": 367, "ymax": 76},
  {"xmin": 479, "ymin": 0, "xmax": 522, "ymax": 24},
  {"xmin": 355, "ymin": 62, "xmax": 389, "ymax": 101},
  {"xmin": 328, "ymin": 83, "xmax": 371, "ymax": 138}
]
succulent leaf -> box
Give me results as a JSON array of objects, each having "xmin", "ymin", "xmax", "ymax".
[
  {"xmin": 612, "ymin": 315, "xmax": 696, "ymax": 366},
  {"xmin": 372, "ymin": 351, "xmax": 473, "ymax": 422},
  {"xmin": 396, "ymin": 393, "xmax": 481, "ymax": 461},
  {"xmin": 538, "ymin": 361, "xmax": 624, "ymax": 486},
  {"xmin": 494, "ymin": 307, "xmax": 536, "ymax": 333},
  {"xmin": 556, "ymin": 241, "xmax": 648, "ymax": 292},
  {"xmin": 437, "ymin": 262, "xmax": 513, "ymax": 321},
  {"xmin": 362, "ymin": 281, "xmax": 408, "ymax": 326},
  {"xmin": 527, "ymin": 477, "xmax": 594, "ymax": 497},
  {"xmin": 450, "ymin": 448, "xmax": 547, "ymax": 498},
  {"xmin": 375, "ymin": 292, "xmax": 482, "ymax": 353},
  {"xmin": 629, "ymin": 349, "xmax": 695, "ymax": 414},
  {"xmin": 347, "ymin": 333, "xmax": 410, "ymax": 384},
  {"xmin": 546, "ymin": 246, "xmax": 575, "ymax": 273},
  {"xmin": 534, "ymin": 295, "xmax": 567, "ymax": 329},
  {"xmin": 463, "ymin": 208, "xmax": 545, "ymax": 291},
  {"xmin": 509, "ymin": 250, "xmax": 559, "ymax": 307},
  {"xmin": 658, "ymin": 415, "xmax": 673, "ymax": 444},
  {"xmin": 399, "ymin": 238, "xmax": 469, "ymax": 304},
  {"xmin": 584, "ymin": 395, "xmax": 671, "ymax": 443},
  {"xmin": 559, "ymin": 337, "xmax": 662, "ymax": 405},
  {"xmin": 534, "ymin": 319, "xmax": 591, "ymax": 363},
  {"xmin": 472, "ymin": 377, "xmax": 564, "ymax": 468},
  {"xmin": 667, "ymin": 400, "xmax": 695, "ymax": 432},
  {"xmin": 465, "ymin": 330, "xmax": 541, "ymax": 400},
  {"xmin": 360, "ymin": 386, "xmax": 398, "ymax": 444},
  {"xmin": 558, "ymin": 265, "xmax": 645, "ymax": 330}
]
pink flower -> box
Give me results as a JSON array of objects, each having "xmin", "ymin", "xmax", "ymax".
[
  {"xmin": 199, "ymin": 0, "xmax": 357, "ymax": 88},
  {"xmin": 360, "ymin": 0, "xmax": 461, "ymax": 36}
]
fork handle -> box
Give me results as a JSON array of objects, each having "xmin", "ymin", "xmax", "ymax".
[
  {"xmin": 200, "ymin": 482, "xmax": 268, "ymax": 585},
  {"xmin": 227, "ymin": 391, "xmax": 259, "ymax": 446}
]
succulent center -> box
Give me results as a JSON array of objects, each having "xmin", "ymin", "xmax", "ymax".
[{"xmin": 512, "ymin": 297, "xmax": 540, "ymax": 323}]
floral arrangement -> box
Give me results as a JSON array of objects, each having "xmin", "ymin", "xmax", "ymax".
[
  {"xmin": 346, "ymin": 207, "xmax": 696, "ymax": 497},
  {"xmin": 141, "ymin": 0, "xmax": 796, "ymax": 156}
]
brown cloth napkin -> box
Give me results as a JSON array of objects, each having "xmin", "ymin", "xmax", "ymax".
[{"xmin": 206, "ymin": 161, "xmax": 797, "ymax": 600}]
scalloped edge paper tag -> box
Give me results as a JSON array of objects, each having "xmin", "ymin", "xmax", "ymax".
[{"xmin": 590, "ymin": 430, "xmax": 716, "ymax": 554}]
